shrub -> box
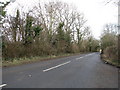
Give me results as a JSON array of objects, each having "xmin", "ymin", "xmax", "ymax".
[{"xmin": 104, "ymin": 45, "xmax": 118, "ymax": 61}]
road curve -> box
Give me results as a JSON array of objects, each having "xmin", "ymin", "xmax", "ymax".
[{"xmin": 2, "ymin": 53, "xmax": 118, "ymax": 88}]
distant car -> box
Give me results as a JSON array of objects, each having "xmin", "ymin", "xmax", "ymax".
[
  {"xmin": 99, "ymin": 49, "xmax": 103, "ymax": 54},
  {"xmin": 99, "ymin": 49, "xmax": 102, "ymax": 54}
]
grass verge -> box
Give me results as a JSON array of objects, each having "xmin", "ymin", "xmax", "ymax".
[
  {"xmin": 2, "ymin": 53, "xmax": 85, "ymax": 67},
  {"xmin": 101, "ymin": 54, "xmax": 120, "ymax": 68}
]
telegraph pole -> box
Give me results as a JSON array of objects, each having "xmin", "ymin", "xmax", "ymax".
[
  {"xmin": 118, "ymin": 0, "xmax": 120, "ymax": 61},
  {"xmin": 0, "ymin": 0, "xmax": 16, "ymax": 89},
  {"xmin": 118, "ymin": 0, "xmax": 120, "ymax": 63},
  {"xmin": 118, "ymin": 1, "xmax": 120, "ymax": 90}
]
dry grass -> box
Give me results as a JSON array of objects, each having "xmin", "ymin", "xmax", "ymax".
[
  {"xmin": 101, "ymin": 54, "xmax": 120, "ymax": 67},
  {"xmin": 2, "ymin": 53, "xmax": 83, "ymax": 67}
]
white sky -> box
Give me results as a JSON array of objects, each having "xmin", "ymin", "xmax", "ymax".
[
  {"xmin": 1, "ymin": 0, "xmax": 118, "ymax": 39},
  {"xmin": 61, "ymin": 0, "xmax": 118, "ymax": 39}
]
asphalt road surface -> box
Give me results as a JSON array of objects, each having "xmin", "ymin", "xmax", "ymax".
[{"xmin": 2, "ymin": 53, "xmax": 118, "ymax": 88}]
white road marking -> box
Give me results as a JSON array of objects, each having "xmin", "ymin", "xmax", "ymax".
[
  {"xmin": 79, "ymin": 57, "xmax": 83, "ymax": 59},
  {"xmin": 84, "ymin": 53, "xmax": 95, "ymax": 57},
  {"xmin": 76, "ymin": 57, "xmax": 83, "ymax": 60},
  {"xmin": 43, "ymin": 53, "xmax": 95, "ymax": 72},
  {"xmin": 0, "ymin": 84, "xmax": 7, "ymax": 88},
  {"xmin": 76, "ymin": 53, "xmax": 95, "ymax": 60},
  {"xmin": 43, "ymin": 61, "xmax": 71, "ymax": 72}
]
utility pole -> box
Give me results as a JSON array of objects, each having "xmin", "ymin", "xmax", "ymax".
[
  {"xmin": 0, "ymin": 0, "xmax": 16, "ymax": 88},
  {"xmin": 118, "ymin": 1, "xmax": 120, "ymax": 90},
  {"xmin": 118, "ymin": 0, "xmax": 120, "ymax": 62},
  {"xmin": 118, "ymin": 0, "xmax": 120, "ymax": 61}
]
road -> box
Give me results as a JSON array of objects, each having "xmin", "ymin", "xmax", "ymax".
[{"xmin": 2, "ymin": 53, "xmax": 118, "ymax": 88}]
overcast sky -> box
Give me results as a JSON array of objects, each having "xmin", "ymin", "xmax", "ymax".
[{"xmin": 1, "ymin": 0, "xmax": 118, "ymax": 39}]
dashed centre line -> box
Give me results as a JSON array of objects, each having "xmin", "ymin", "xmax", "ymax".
[
  {"xmin": 76, "ymin": 57, "xmax": 83, "ymax": 60},
  {"xmin": 76, "ymin": 53, "xmax": 95, "ymax": 60},
  {"xmin": 85, "ymin": 53, "xmax": 95, "ymax": 57},
  {"xmin": 43, "ymin": 53, "xmax": 95, "ymax": 72},
  {"xmin": 0, "ymin": 84, "xmax": 7, "ymax": 88},
  {"xmin": 43, "ymin": 61, "xmax": 71, "ymax": 72}
]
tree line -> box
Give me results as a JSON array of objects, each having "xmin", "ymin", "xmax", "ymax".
[
  {"xmin": 100, "ymin": 23, "xmax": 119, "ymax": 63},
  {"xmin": 1, "ymin": 1, "xmax": 99, "ymax": 60}
]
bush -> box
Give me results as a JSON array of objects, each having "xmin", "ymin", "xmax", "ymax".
[
  {"xmin": 2, "ymin": 41, "xmax": 59, "ymax": 60},
  {"xmin": 71, "ymin": 43, "xmax": 80, "ymax": 53},
  {"xmin": 104, "ymin": 45, "xmax": 118, "ymax": 61},
  {"xmin": 2, "ymin": 42, "xmax": 25, "ymax": 60}
]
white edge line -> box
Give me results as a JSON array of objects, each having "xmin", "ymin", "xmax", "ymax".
[
  {"xmin": 0, "ymin": 84, "xmax": 7, "ymax": 88},
  {"xmin": 43, "ymin": 61, "xmax": 71, "ymax": 72},
  {"xmin": 76, "ymin": 57, "xmax": 84, "ymax": 60}
]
